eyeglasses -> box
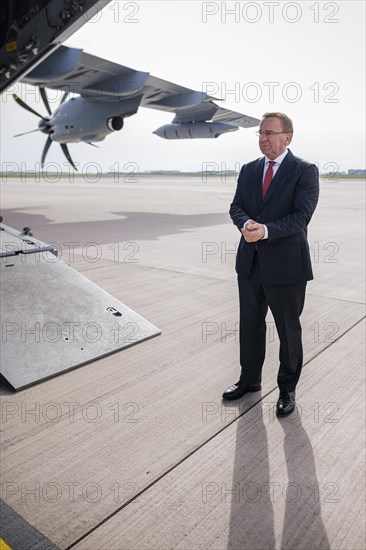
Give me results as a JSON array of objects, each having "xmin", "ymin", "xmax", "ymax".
[{"xmin": 256, "ymin": 130, "xmax": 291, "ymax": 137}]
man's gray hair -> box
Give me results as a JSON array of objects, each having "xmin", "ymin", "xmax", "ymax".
[{"xmin": 262, "ymin": 112, "xmax": 294, "ymax": 133}]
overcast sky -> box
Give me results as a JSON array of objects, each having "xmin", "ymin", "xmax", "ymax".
[{"xmin": 0, "ymin": 0, "xmax": 365, "ymax": 173}]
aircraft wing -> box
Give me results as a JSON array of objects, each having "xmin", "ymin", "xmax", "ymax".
[{"xmin": 21, "ymin": 46, "xmax": 259, "ymax": 129}]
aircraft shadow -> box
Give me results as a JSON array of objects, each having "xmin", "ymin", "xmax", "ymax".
[{"xmin": 0, "ymin": 208, "xmax": 230, "ymax": 248}]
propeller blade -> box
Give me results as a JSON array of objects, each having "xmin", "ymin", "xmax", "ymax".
[
  {"xmin": 60, "ymin": 143, "xmax": 78, "ymax": 171},
  {"xmin": 12, "ymin": 93, "xmax": 44, "ymax": 118},
  {"xmin": 40, "ymin": 87, "xmax": 52, "ymax": 116},
  {"xmin": 14, "ymin": 128, "xmax": 41, "ymax": 138},
  {"xmin": 41, "ymin": 136, "xmax": 53, "ymax": 167},
  {"xmin": 60, "ymin": 91, "xmax": 69, "ymax": 104}
]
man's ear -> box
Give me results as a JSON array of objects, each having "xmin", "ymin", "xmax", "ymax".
[{"xmin": 285, "ymin": 133, "xmax": 293, "ymax": 146}]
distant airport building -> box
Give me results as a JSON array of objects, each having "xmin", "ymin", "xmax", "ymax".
[{"xmin": 348, "ymin": 169, "xmax": 366, "ymax": 175}]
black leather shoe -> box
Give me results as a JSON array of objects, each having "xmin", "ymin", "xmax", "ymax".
[
  {"xmin": 222, "ymin": 381, "xmax": 262, "ymax": 400},
  {"xmin": 276, "ymin": 391, "xmax": 296, "ymax": 416}
]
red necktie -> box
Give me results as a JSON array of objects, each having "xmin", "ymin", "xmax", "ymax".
[{"xmin": 262, "ymin": 161, "xmax": 275, "ymax": 198}]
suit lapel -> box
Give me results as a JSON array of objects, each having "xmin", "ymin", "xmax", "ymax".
[{"xmin": 253, "ymin": 157, "xmax": 265, "ymax": 213}]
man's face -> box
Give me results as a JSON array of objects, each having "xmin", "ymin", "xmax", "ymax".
[{"xmin": 258, "ymin": 117, "xmax": 292, "ymax": 160}]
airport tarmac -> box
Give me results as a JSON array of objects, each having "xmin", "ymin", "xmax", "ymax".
[{"xmin": 0, "ymin": 175, "xmax": 365, "ymax": 550}]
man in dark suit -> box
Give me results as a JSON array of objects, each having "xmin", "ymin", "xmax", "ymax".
[{"xmin": 223, "ymin": 112, "xmax": 319, "ymax": 416}]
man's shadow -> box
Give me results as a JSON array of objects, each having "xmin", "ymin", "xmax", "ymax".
[
  {"xmin": 227, "ymin": 401, "xmax": 275, "ymax": 549},
  {"xmin": 227, "ymin": 401, "xmax": 330, "ymax": 549},
  {"xmin": 279, "ymin": 412, "xmax": 331, "ymax": 550}
]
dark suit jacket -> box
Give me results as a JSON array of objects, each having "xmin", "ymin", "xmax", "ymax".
[{"xmin": 230, "ymin": 149, "xmax": 319, "ymax": 285}]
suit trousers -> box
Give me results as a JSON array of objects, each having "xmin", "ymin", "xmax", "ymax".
[{"xmin": 238, "ymin": 252, "xmax": 306, "ymax": 392}]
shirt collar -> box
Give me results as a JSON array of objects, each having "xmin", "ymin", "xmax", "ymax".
[{"xmin": 264, "ymin": 148, "xmax": 288, "ymax": 166}]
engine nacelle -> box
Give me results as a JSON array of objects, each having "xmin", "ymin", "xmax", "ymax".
[
  {"xmin": 107, "ymin": 117, "xmax": 124, "ymax": 131},
  {"xmin": 48, "ymin": 96, "xmax": 139, "ymax": 143},
  {"xmin": 153, "ymin": 121, "xmax": 238, "ymax": 139}
]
